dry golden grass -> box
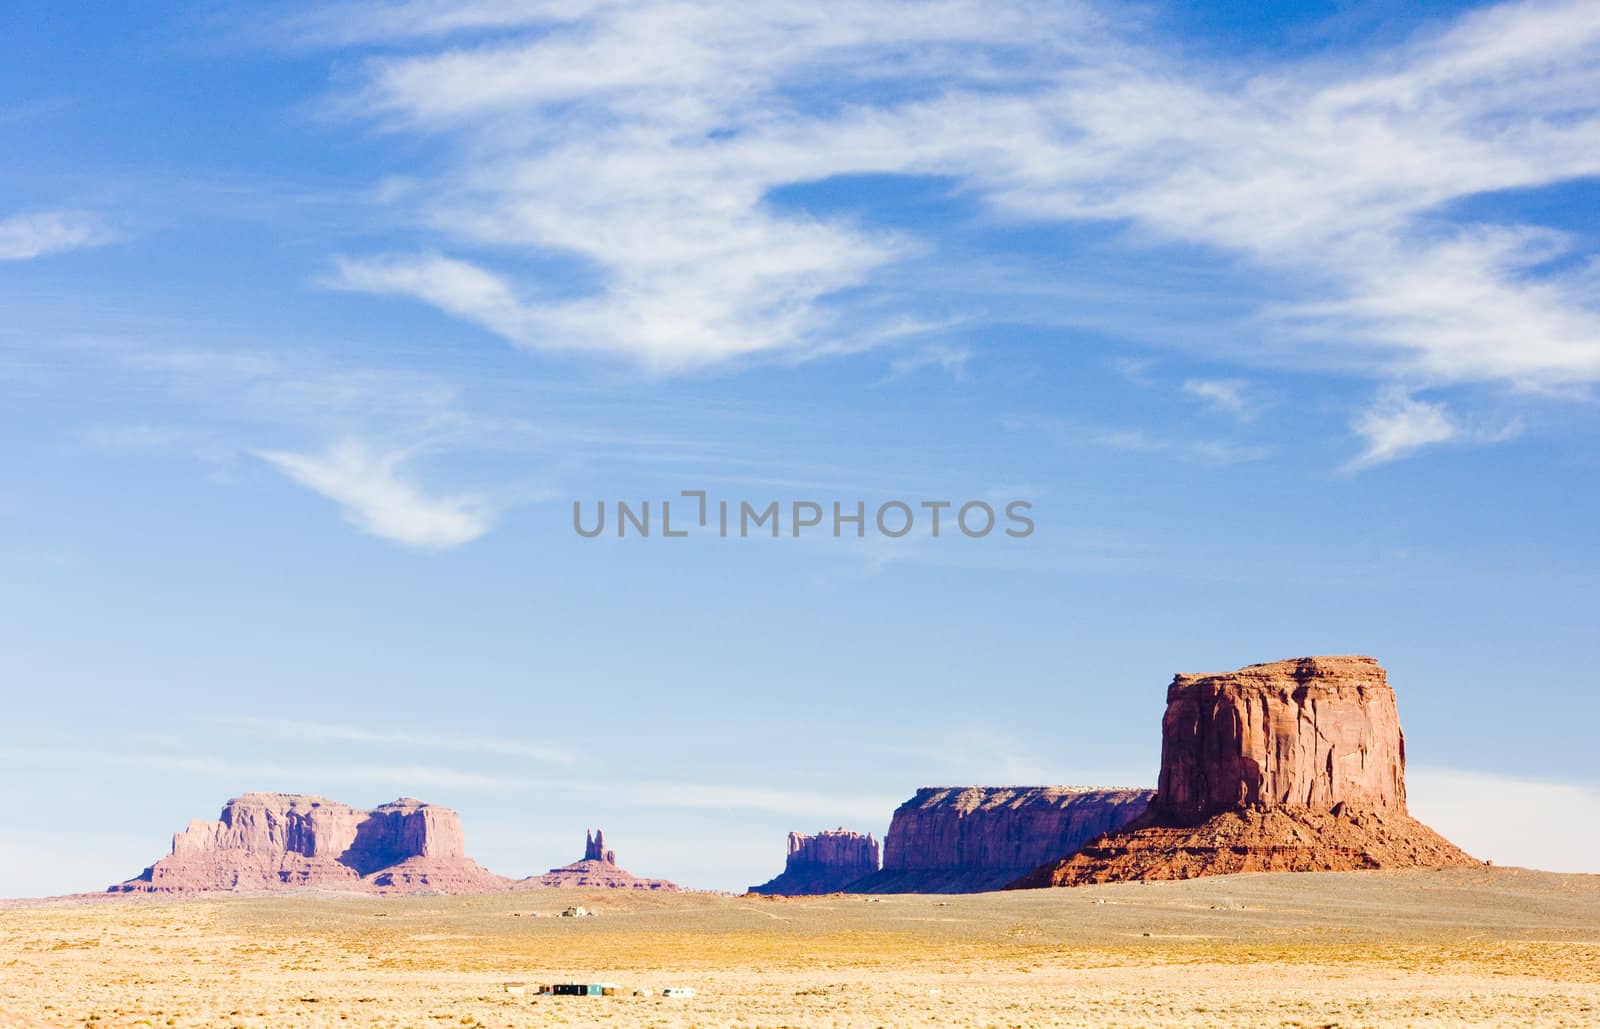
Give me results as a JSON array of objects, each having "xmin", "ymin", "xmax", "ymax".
[{"xmin": 2, "ymin": 866, "xmax": 1597, "ymax": 1027}]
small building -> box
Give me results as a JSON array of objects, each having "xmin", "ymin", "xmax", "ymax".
[{"xmin": 549, "ymin": 982, "xmax": 615, "ymax": 996}]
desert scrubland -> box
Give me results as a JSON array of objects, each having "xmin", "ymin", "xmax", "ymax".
[{"xmin": 3, "ymin": 867, "xmax": 1598, "ymax": 1028}]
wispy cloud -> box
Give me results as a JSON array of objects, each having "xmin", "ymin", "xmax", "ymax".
[
  {"xmin": 0, "ymin": 746, "xmax": 520, "ymax": 792},
  {"xmin": 1006, "ymin": 414, "xmax": 1270, "ymax": 465},
  {"xmin": 615, "ymin": 782, "xmax": 898, "ymax": 820},
  {"xmin": 1108, "ymin": 356, "xmax": 1158, "ymax": 387},
  {"xmin": 1181, "ymin": 378, "xmax": 1251, "ymax": 419},
  {"xmin": 0, "ymin": 745, "xmax": 895, "ymax": 820},
  {"xmin": 0, "ymin": 209, "xmax": 116, "ymax": 261},
  {"xmin": 882, "ymin": 728, "xmax": 1153, "ymax": 789},
  {"xmin": 204, "ymin": 715, "xmax": 577, "ymax": 765},
  {"xmin": 1347, "ymin": 386, "xmax": 1459, "ymax": 469},
  {"xmin": 296, "ymin": 0, "xmax": 1600, "ymax": 402},
  {"xmin": 1346, "ymin": 384, "xmax": 1519, "ymax": 470},
  {"xmin": 1091, "ymin": 427, "xmax": 1270, "ymax": 465},
  {"xmin": 256, "ymin": 439, "xmax": 494, "ymax": 548},
  {"xmin": 884, "ymin": 343, "xmax": 973, "ymax": 382}
]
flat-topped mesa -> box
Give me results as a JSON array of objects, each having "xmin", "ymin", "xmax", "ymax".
[
  {"xmin": 111, "ymin": 793, "xmax": 509, "ymax": 894},
  {"xmin": 1010, "ymin": 657, "xmax": 1477, "ymax": 889},
  {"xmin": 523, "ymin": 830, "xmax": 678, "ymax": 891},
  {"xmin": 1155, "ymin": 655, "xmax": 1405, "ymax": 824},
  {"xmin": 847, "ymin": 786, "xmax": 1153, "ymax": 894},
  {"xmin": 748, "ymin": 828, "xmax": 880, "ymax": 895}
]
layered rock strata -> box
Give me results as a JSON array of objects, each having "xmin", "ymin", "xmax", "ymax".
[
  {"xmin": 110, "ymin": 793, "xmax": 509, "ymax": 894},
  {"xmin": 1011, "ymin": 656, "xmax": 1477, "ymax": 888},
  {"xmin": 848, "ymin": 787, "xmax": 1153, "ymax": 893},
  {"xmin": 749, "ymin": 829, "xmax": 880, "ymax": 895}
]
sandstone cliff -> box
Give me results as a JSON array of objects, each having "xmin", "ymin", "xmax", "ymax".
[
  {"xmin": 848, "ymin": 787, "xmax": 1153, "ymax": 893},
  {"xmin": 1153, "ymin": 655, "xmax": 1406, "ymax": 822},
  {"xmin": 749, "ymin": 828, "xmax": 880, "ymax": 895},
  {"xmin": 111, "ymin": 793, "xmax": 509, "ymax": 894},
  {"xmin": 520, "ymin": 829, "xmax": 679, "ymax": 891},
  {"xmin": 1010, "ymin": 657, "xmax": 1477, "ymax": 888}
]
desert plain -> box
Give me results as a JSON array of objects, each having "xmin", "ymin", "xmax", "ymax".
[{"xmin": 2, "ymin": 866, "xmax": 1597, "ymax": 1028}]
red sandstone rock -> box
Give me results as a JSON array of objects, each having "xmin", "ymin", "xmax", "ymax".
[
  {"xmin": 583, "ymin": 829, "xmax": 617, "ymax": 866},
  {"xmin": 748, "ymin": 828, "xmax": 880, "ymax": 895},
  {"xmin": 110, "ymin": 793, "xmax": 509, "ymax": 895},
  {"xmin": 849, "ymin": 787, "xmax": 1153, "ymax": 893},
  {"xmin": 520, "ymin": 830, "xmax": 678, "ymax": 891},
  {"xmin": 1155, "ymin": 655, "xmax": 1406, "ymax": 822},
  {"xmin": 1009, "ymin": 657, "xmax": 1476, "ymax": 888}
]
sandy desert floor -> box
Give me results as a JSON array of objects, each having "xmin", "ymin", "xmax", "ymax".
[{"xmin": 2, "ymin": 866, "xmax": 1598, "ymax": 1028}]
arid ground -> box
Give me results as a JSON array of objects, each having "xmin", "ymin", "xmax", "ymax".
[{"xmin": 2, "ymin": 867, "xmax": 1597, "ymax": 1028}]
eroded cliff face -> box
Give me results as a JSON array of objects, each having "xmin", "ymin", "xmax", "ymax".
[
  {"xmin": 1154, "ymin": 655, "xmax": 1406, "ymax": 823},
  {"xmin": 111, "ymin": 793, "xmax": 508, "ymax": 894},
  {"xmin": 848, "ymin": 787, "xmax": 1153, "ymax": 893},
  {"xmin": 748, "ymin": 829, "xmax": 879, "ymax": 895},
  {"xmin": 1010, "ymin": 657, "xmax": 1476, "ymax": 889}
]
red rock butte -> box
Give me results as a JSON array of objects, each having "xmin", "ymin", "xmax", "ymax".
[
  {"xmin": 110, "ymin": 793, "xmax": 509, "ymax": 895},
  {"xmin": 1010, "ymin": 656, "xmax": 1477, "ymax": 888},
  {"xmin": 749, "ymin": 828, "xmax": 880, "ymax": 895}
]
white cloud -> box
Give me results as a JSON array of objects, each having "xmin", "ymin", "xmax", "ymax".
[
  {"xmin": 1181, "ymin": 378, "xmax": 1250, "ymax": 418},
  {"xmin": 296, "ymin": 0, "xmax": 1600, "ymax": 399},
  {"xmin": 1409, "ymin": 766, "xmax": 1600, "ymax": 874},
  {"xmin": 256, "ymin": 439, "xmax": 493, "ymax": 548},
  {"xmin": 327, "ymin": 251, "xmax": 533, "ymax": 343},
  {"xmin": 281, "ymin": 0, "xmax": 602, "ymax": 46},
  {"xmin": 1347, "ymin": 386, "xmax": 1460, "ymax": 469},
  {"xmin": 1345, "ymin": 384, "xmax": 1521, "ymax": 469},
  {"xmin": 0, "ymin": 209, "xmax": 116, "ymax": 261}
]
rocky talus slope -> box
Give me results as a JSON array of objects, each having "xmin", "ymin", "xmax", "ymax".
[{"xmin": 1010, "ymin": 656, "xmax": 1477, "ymax": 888}]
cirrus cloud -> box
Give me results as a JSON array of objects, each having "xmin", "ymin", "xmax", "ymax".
[
  {"xmin": 299, "ymin": 0, "xmax": 1600, "ymax": 398},
  {"xmin": 256, "ymin": 439, "xmax": 494, "ymax": 549},
  {"xmin": 0, "ymin": 209, "xmax": 116, "ymax": 261}
]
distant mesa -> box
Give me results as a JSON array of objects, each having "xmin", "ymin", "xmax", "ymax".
[
  {"xmin": 110, "ymin": 800, "xmax": 679, "ymax": 896},
  {"xmin": 521, "ymin": 829, "xmax": 679, "ymax": 891},
  {"xmin": 1009, "ymin": 656, "xmax": 1478, "ymax": 888},
  {"xmin": 848, "ymin": 786, "xmax": 1153, "ymax": 894},
  {"xmin": 110, "ymin": 793, "xmax": 509, "ymax": 895},
  {"xmin": 748, "ymin": 828, "xmax": 880, "ymax": 895}
]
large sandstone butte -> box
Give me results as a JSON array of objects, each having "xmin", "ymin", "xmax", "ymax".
[
  {"xmin": 748, "ymin": 828, "xmax": 880, "ymax": 895},
  {"xmin": 847, "ymin": 787, "xmax": 1153, "ymax": 893},
  {"xmin": 110, "ymin": 793, "xmax": 510, "ymax": 895},
  {"xmin": 1010, "ymin": 656, "xmax": 1477, "ymax": 888},
  {"xmin": 520, "ymin": 829, "xmax": 679, "ymax": 891}
]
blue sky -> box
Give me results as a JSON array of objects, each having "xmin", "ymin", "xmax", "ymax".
[{"xmin": 2, "ymin": 0, "xmax": 1598, "ymax": 896}]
